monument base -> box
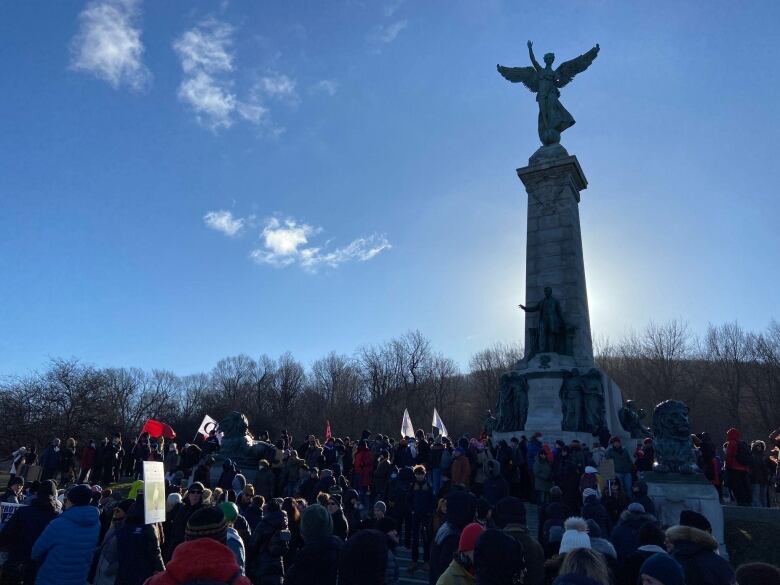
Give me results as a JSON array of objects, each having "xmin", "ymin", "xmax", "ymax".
[{"xmin": 644, "ymin": 473, "xmax": 727, "ymax": 557}]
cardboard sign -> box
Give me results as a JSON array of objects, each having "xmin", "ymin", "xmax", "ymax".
[
  {"xmin": 143, "ymin": 461, "xmax": 166, "ymax": 525},
  {"xmin": 1, "ymin": 502, "xmax": 25, "ymax": 524},
  {"xmin": 598, "ymin": 459, "xmax": 616, "ymax": 481}
]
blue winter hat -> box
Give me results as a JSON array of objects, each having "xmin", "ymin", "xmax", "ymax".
[{"xmin": 640, "ymin": 553, "xmax": 685, "ymax": 585}]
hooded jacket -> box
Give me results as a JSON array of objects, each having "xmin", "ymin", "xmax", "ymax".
[
  {"xmin": 429, "ymin": 491, "xmax": 477, "ymax": 585},
  {"xmin": 143, "ymin": 538, "xmax": 251, "ymax": 585},
  {"xmin": 436, "ymin": 558, "xmax": 475, "ymax": 585},
  {"xmin": 31, "ymin": 504, "xmax": 100, "ymax": 585},
  {"xmin": 116, "ymin": 502, "xmax": 165, "ymax": 585},
  {"xmin": 666, "ymin": 525, "xmax": 735, "ymax": 585},
  {"xmin": 611, "ymin": 509, "xmax": 657, "ymax": 561},
  {"xmin": 725, "ymin": 428, "xmax": 748, "ymax": 472}
]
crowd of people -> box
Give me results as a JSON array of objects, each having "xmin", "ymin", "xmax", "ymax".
[{"xmin": 1, "ymin": 423, "xmax": 780, "ymax": 585}]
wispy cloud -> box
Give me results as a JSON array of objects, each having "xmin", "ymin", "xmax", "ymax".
[
  {"xmin": 311, "ymin": 79, "xmax": 338, "ymax": 96},
  {"xmin": 384, "ymin": 0, "xmax": 405, "ymax": 17},
  {"xmin": 254, "ymin": 73, "xmax": 298, "ymax": 104},
  {"xmin": 248, "ymin": 216, "xmax": 390, "ymax": 272},
  {"xmin": 69, "ymin": 0, "xmax": 151, "ymax": 90},
  {"xmin": 173, "ymin": 19, "xmax": 237, "ymax": 130},
  {"xmin": 369, "ymin": 20, "xmax": 407, "ymax": 47},
  {"xmin": 203, "ymin": 210, "xmax": 246, "ymax": 237}
]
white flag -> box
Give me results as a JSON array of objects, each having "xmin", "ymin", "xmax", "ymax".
[
  {"xmin": 432, "ymin": 408, "xmax": 449, "ymax": 438},
  {"xmin": 401, "ymin": 409, "xmax": 415, "ymax": 439},
  {"xmin": 195, "ymin": 414, "xmax": 219, "ymax": 440}
]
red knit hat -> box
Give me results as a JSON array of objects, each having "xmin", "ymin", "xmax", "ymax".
[{"xmin": 458, "ymin": 522, "xmax": 486, "ymax": 553}]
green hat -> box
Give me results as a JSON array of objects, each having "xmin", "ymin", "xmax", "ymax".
[
  {"xmin": 218, "ymin": 501, "xmax": 239, "ymax": 523},
  {"xmin": 301, "ymin": 503, "xmax": 333, "ymax": 542}
]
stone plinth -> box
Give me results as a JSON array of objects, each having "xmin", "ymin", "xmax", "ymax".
[
  {"xmin": 644, "ymin": 473, "xmax": 727, "ymax": 557},
  {"xmin": 517, "ymin": 153, "xmax": 594, "ymax": 367}
]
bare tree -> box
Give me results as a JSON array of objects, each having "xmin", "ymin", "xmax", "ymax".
[{"xmin": 704, "ymin": 322, "xmax": 751, "ymax": 429}]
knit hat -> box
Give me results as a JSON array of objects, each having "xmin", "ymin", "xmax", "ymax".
[
  {"xmin": 584, "ymin": 466, "xmax": 598, "ymax": 474},
  {"xmin": 187, "ymin": 481, "xmax": 205, "ymax": 493},
  {"xmin": 458, "ymin": 522, "xmax": 486, "ymax": 553},
  {"xmin": 373, "ymin": 501, "xmax": 387, "ymax": 514},
  {"xmin": 232, "ymin": 473, "xmax": 246, "ymax": 493},
  {"xmin": 67, "ymin": 484, "xmax": 92, "ymax": 507},
  {"xmin": 680, "ymin": 510, "xmax": 712, "ymax": 533},
  {"xmin": 166, "ymin": 493, "xmax": 181, "ymax": 513},
  {"xmin": 494, "ymin": 497, "xmax": 526, "ymax": 528},
  {"xmin": 375, "ymin": 517, "xmax": 397, "ymax": 535},
  {"xmin": 559, "ymin": 529, "xmax": 591, "ymax": 553},
  {"xmin": 474, "ymin": 529, "xmax": 525, "ymax": 583},
  {"xmin": 301, "ymin": 504, "xmax": 333, "ymax": 541},
  {"xmin": 735, "ymin": 562, "xmax": 780, "ymax": 585},
  {"xmin": 219, "ymin": 501, "xmax": 239, "ymax": 523},
  {"xmin": 640, "ymin": 553, "xmax": 686, "ymax": 585},
  {"xmin": 186, "ymin": 507, "xmax": 228, "ymax": 543},
  {"xmin": 627, "ymin": 502, "xmax": 646, "ymax": 514},
  {"xmin": 38, "ymin": 480, "xmax": 57, "ymax": 498}
]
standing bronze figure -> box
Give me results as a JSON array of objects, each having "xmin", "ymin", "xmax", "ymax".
[{"xmin": 497, "ymin": 41, "xmax": 599, "ymax": 145}]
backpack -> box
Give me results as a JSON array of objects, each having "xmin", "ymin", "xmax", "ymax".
[
  {"xmin": 736, "ymin": 441, "xmax": 752, "ymax": 467},
  {"xmin": 179, "ymin": 571, "xmax": 241, "ymax": 585}
]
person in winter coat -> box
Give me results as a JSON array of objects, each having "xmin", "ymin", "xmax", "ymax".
[
  {"xmin": 616, "ymin": 522, "xmax": 668, "ymax": 585},
  {"xmin": 473, "ymin": 529, "xmax": 525, "ymax": 585},
  {"xmin": 606, "ymin": 437, "xmax": 634, "ymax": 495},
  {"xmin": 217, "ymin": 459, "xmax": 238, "ymax": 491},
  {"xmin": 749, "ymin": 440, "xmax": 771, "ymax": 507},
  {"xmin": 39, "ymin": 438, "xmax": 61, "ymax": 482},
  {"xmin": 90, "ymin": 499, "xmax": 134, "ymax": 585},
  {"xmin": 343, "ymin": 488, "xmax": 362, "ymax": 536},
  {"xmin": 639, "ymin": 553, "xmax": 686, "ymax": 585},
  {"xmin": 537, "ymin": 486, "xmax": 570, "ymax": 546},
  {"xmin": 725, "ymin": 427, "xmax": 752, "ymax": 506},
  {"xmin": 327, "ymin": 493, "xmax": 350, "ymax": 540},
  {"xmin": 581, "ymin": 489, "xmax": 610, "ymax": 537},
  {"xmin": 218, "ymin": 502, "xmax": 247, "ymax": 575},
  {"xmin": 533, "ymin": 451, "xmax": 553, "ymax": 504},
  {"xmin": 390, "ymin": 466, "xmax": 415, "ymax": 548},
  {"xmin": 584, "ymin": 519, "xmax": 618, "ymax": 573},
  {"xmin": 451, "ymin": 448, "xmax": 472, "ymax": 488},
  {"xmin": 482, "ymin": 460, "xmax": 509, "ymax": 507},
  {"xmin": 115, "ymin": 499, "xmax": 165, "ymax": 585},
  {"xmin": 0, "ymin": 480, "xmax": 60, "ymax": 584},
  {"xmin": 579, "ymin": 466, "xmax": 601, "ymax": 496},
  {"xmin": 373, "ymin": 450, "xmax": 393, "ymax": 503},
  {"xmin": 1, "ymin": 476, "xmax": 24, "ymax": 503},
  {"xmin": 493, "ymin": 497, "xmax": 544, "ymax": 585},
  {"xmin": 144, "ymin": 507, "xmax": 252, "ymax": 585},
  {"xmin": 165, "ymin": 482, "xmax": 205, "ymax": 560},
  {"xmin": 435, "ymin": 522, "xmax": 484, "ymax": 585},
  {"xmin": 552, "ymin": 547, "xmax": 612, "ymax": 585},
  {"xmin": 553, "ymin": 446, "xmax": 581, "ymax": 515},
  {"xmin": 256, "ymin": 459, "xmax": 276, "ymax": 501},
  {"xmin": 31, "ymin": 484, "xmax": 100, "ymax": 585},
  {"xmin": 408, "ymin": 465, "xmax": 435, "ymax": 572},
  {"xmin": 163, "ymin": 443, "xmax": 180, "ymax": 479},
  {"xmin": 284, "ymin": 504, "xmax": 343, "ymax": 585},
  {"xmin": 354, "ymin": 440, "xmax": 375, "ymax": 495},
  {"xmin": 79, "ymin": 440, "xmax": 97, "ymax": 484},
  {"xmin": 631, "ymin": 480, "xmax": 656, "ymax": 516},
  {"xmin": 666, "ymin": 522, "xmax": 735, "ymax": 585},
  {"xmin": 611, "ymin": 502, "xmax": 657, "ymax": 562},
  {"xmin": 280, "ymin": 451, "xmax": 305, "ymax": 497},
  {"xmin": 429, "ymin": 490, "xmax": 478, "ymax": 585}
]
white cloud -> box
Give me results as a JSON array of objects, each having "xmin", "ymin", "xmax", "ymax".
[
  {"xmin": 384, "ymin": 0, "xmax": 405, "ymax": 17},
  {"xmin": 253, "ymin": 73, "xmax": 299, "ymax": 105},
  {"xmin": 173, "ymin": 19, "xmax": 237, "ymax": 130},
  {"xmin": 371, "ymin": 20, "xmax": 407, "ymax": 45},
  {"xmin": 249, "ymin": 217, "xmax": 390, "ymax": 272},
  {"xmin": 69, "ymin": 0, "xmax": 151, "ymax": 90},
  {"xmin": 203, "ymin": 210, "xmax": 245, "ymax": 237},
  {"xmin": 311, "ymin": 79, "xmax": 338, "ymax": 96}
]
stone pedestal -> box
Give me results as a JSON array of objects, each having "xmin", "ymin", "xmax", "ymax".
[
  {"xmin": 644, "ymin": 473, "xmax": 727, "ymax": 556},
  {"xmin": 517, "ymin": 151, "xmax": 594, "ymax": 367}
]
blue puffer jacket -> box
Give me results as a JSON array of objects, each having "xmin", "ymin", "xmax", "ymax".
[{"xmin": 31, "ymin": 504, "xmax": 100, "ymax": 585}]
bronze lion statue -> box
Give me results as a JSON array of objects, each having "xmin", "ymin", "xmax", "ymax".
[
  {"xmin": 652, "ymin": 400, "xmax": 699, "ymax": 474},
  {"xmin": 218, "ymin": 411, "xmax": 276, "ymax": 474}
]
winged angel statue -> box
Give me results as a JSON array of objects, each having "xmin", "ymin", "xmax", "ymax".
[{"xmin": 498, "ymin": 41, "xmax": 599, "ymax": 146}]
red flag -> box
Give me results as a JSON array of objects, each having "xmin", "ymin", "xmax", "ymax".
[
  {"xmin": 141, "ymin": 419, "xmax": 177, "ymax": 440},
  {"xmin": 325, "ymin": 420, "xmax": 332, "ymax": 441}
]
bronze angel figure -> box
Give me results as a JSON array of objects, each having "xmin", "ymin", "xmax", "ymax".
[{"xmin": 497, "ymin": 41, "xmax": 599, "ymax": 146}]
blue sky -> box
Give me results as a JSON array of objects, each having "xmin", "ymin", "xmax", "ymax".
[{"xmin": 1, "ymin": 0, "xmax": 778, "ymax": 376}]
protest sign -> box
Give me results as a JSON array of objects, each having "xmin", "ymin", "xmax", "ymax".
[
  {"xmin": 1, "ymin": 502, "xmax": 25, "ymax": 524},
  {"xmin": 143, "ymin": 461, "xmax": 166, "ymax": 524},
  {"xmin": 598, "ymin": 459, "xmax": 616, "ymax": 481}
]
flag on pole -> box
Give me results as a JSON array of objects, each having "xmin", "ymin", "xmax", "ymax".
[
  {"xmin": 401, "ymin": 409, "xmax": 415, "ymax": 439},
  {"xmin": 325, "ymin": 420, "xmax": 332, "ymax": 441},
  {"xmin": 195, "ymin": 414, "xmax": 219, "ymax": 441},
  {"xmin": 432, "ymin": 408, "xmax": 449, "ymax": 438},
  {"xmin": 141, "ymin": 419, "xmax": 177, "ymax": 440}
]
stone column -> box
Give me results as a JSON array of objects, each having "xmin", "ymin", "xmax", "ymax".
[{"xmin": 517, "ymin": 153, "xmax": 594, "ymax": 367}]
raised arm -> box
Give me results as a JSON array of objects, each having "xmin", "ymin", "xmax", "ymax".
[
  {"xmin": 528, "ymin": 40, "xmax": 541, "ymax": 71},
  {"xmin": 519, "ymin": 302, "xmax": 539, "ymax": 313}
]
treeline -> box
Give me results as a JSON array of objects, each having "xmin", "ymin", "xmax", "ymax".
[{"xmin": 0, "ymin": 321, "xmax": 777, "ymax": 455}]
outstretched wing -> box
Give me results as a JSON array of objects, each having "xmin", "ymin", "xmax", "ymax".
[
  {"xmin": 496, "ymin": 64, "xmax": 539, "ymax": 93},
  {"xmin": 555, "ymin": 44, "xmax": 599, "ymax": 88}
]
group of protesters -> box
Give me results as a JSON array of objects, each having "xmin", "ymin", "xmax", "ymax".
[{"xmin": 1, "ymin": 423, "xmax": 780, "ymax": 585}]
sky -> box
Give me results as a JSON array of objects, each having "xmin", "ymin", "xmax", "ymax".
[{"xmin": 1, "ymin": 0, "xmax": 779, "ymax": 377}]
